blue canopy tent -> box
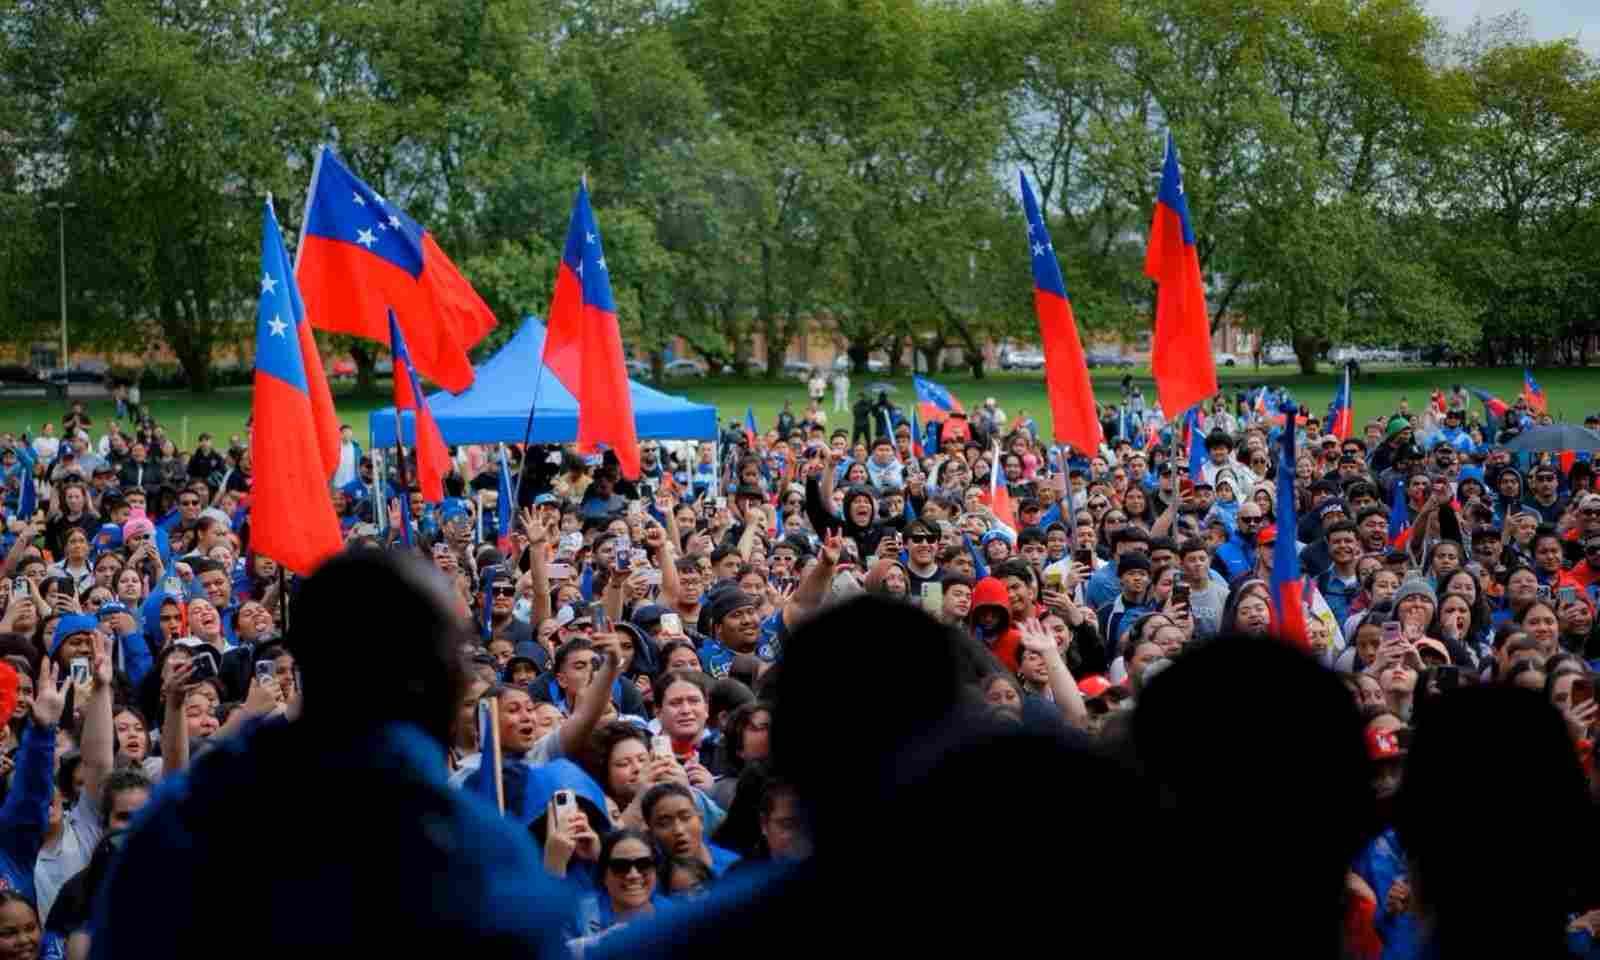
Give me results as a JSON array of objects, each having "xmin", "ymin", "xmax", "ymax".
[{"xmin": 369, "ymin": 316, "xmax": 718, "ymax": 446}]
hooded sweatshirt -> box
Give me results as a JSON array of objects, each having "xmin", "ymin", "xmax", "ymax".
[
  {"xmin": 967, "ymin": 577, "xmax": 1021, "ymax": 671},
  {"xmin": 0, "ymin": 722, "xmax": 54, "ymax": 902}
]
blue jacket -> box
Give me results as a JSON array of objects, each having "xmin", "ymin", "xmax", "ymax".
[
  {"xmin": 0, "ymin": 722, "xmax": 54, "ymax": 903},
  {"xmin": 90, "ymin": 720, "xmax": 573, "ymax": 958},
  {"xmin": 1214, "ymin": 532, "xmax": 1255, "ymax": 581}
]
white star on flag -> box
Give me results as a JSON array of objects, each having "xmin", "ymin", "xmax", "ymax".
[
  {"xmin": 356, "ymin": 228, "xmax": 376, "ymax": 248},
  {"xmin": 353, "ymin": 192, "xmax": 365, "ymax": 206},
  {"xmin": 261, "ymin": 273, "xmax": 277, "ymax": 295},
  {"xmin": 575, "ymin": 261, "xmax": 584, "ymax": 276},
  {"xmin": 377, "ymin": 222, "xmax": 388, "ymax": 231},
  {"xmin": 596, "ymin": 256, "xmax": 607, "ymax": 271},
  {"xmin": 1032, "ymin": 243, "xmax": 1045, "ymax": 256},
  {"xmin": 586, "ymin": 232, "xmax": 595, "ymax": 244},
  {"xmin": 267, "ymin": 315, "xmax": 288, "ymax": 338},
  {"xmin": 388, "ymin": 215, "xmax": 400, "ymax": 229}
]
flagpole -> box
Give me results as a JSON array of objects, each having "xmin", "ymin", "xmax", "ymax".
[
  {"xmin": 393, "ymin": 407, "xmax": 414, "ymax": 547},
  {"xmin": 487, "ymin": 696, "xmax": 505, "ymax": 814},
  {"xmin": 512, "ymin": 337, "xmax": 549, "ymax": 513},
  {"xmin": 292, "ymin": 147, "xmax": 326, "ymax": 272}
]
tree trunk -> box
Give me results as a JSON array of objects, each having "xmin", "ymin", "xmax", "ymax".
[
  {"xmin": 847, "ymin": 342, "xmax": 870, "ymax": 375},
  {"xmin": 351, "ymin": 341, "xmax": 377, "ymax": 394},
  {"xmin": 650, "ymin": 352, "xmax": 664, "ymax": 385},
  {"xmin": 1294, "ymin": 336, "xmax": 1319, "ymax": 376},
  {"xmin": 919, "ymin": 341, "xmax": 944, "ymax": 374},
  {"xmin": 886, "ymin": 338, "xmax": 905, "ymax": 378}
]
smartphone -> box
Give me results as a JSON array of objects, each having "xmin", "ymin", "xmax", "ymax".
[
  {"xmin": 659, "ymin": 612, "xmax": 682, "ymax": 635},
  {"xmin": 1536, "ymin": 584, "xmax": 1552, "ymax": 601},
  {"xmin": 1074, "ymin": 547, "xmax": 1094, "ymax": 568},
  {"xmin": 1172, "ymin": 581, "xmax": 1191, "ymax": 606},
  {"xmin": 1571, "ymin": 676, "xmax": 1595, "ymax": 710},
  {"xmin": 587, "ymin": 601, "xmax": 608, "ymax": 631},
  {"xmin": 921, "ymin": 581, "xmax": 943, "ymax": 616},
  {"xmin": 546, "ymin": 563, "xmax": 574, "ymax": 581},
  {"xmin": 70, "ymin": 657, "xmax": 90, "ymax": 686},
  {"xmin": 1382, "ymin": 621, "xmax": 1402, "ymax": 646},
  {"xmin": 254, "ymin": 660, "xmax": 277, "ymax": 688},
  {"xmin": 186, "ymin": 651, "xmax": 219, "ymax": 684},
  {"xmin": 552, "ymin": 788, "xmax": 575, "ymax": 829},
  {"xmin": 11, "ymin": 578, "xmax": 27, "ymax": 600},
  {"xmin": 651, "ymin": 734, "xmax": 673, "ymax": 760},
  {"xmin": 1044, "ymin": 569, "xmax": 1064, "ymax": 593},
  {"xmin": 1559, "ymin": 586, "xmax": 1579, "ymax": 606},
  {"xmin": 714, "ymin": 496, "xmax": 727, "ymax": 511},
  {"xmin": 631, "ymin": 548, "xmax": 648, "ymax": 568},
  {"xmin": 613, "ymin": 542, "xmax": 631, "ymax": 572}
]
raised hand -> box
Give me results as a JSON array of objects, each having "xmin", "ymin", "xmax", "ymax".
[{"xmin": 33, "ymin": 659, "xmax": 66, "ymax": 727}]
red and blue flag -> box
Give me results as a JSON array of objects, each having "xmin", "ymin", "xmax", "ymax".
[
  {"xmin": 1327, "ymin": 366, "xmax": 1353, "ymax": 440},
  {"xmin": 1186, "ymin": 407, "xmax": 1206, "ymax": 480},
  {"xmin": 297, "ymin": 147, "xmax": 495, "ymax": 396},
  {"xmin": 252, "ymin": 199, "xmax": 344, "ymax": 576},
  {"xmin": 744, "ymin": 407, "xmax": 759, "ymax": 449},
  {"xmin": 496, "ymin": 446, "xmax": 515, "ymax": 554},
  {"xmin": 1522, "ymin": 369, "xmax": 1547, "ymax": 414},
  {"xmin": 913, "ymin": 375, "xmax": 963, "ymax": 424},
  {"xmin": 1019, "ymin": 171, "xmax": 1103, "ymax": 455},
  {"xmin": 16, "ymin": 463, "xmax": 35, "ymax": 521},
  {"xmin": 540, "ymin": 182, "xmax": 640, "ymax": 479},
  {"xmin": 388, "ymin": 309, "xmax": 450, "ymax": 504},
  {"xmin": 910, "ymin": 408, "xmax": 926, "ymax": 459},
  {"xmin": 1467, "ymin": 386, "xmax": 1509, "ymax": 428},
  {"xmin": 1388, "ymin": 477, "xmax": 1414, "ymax": 550},
  {"xmin": 1144, "ymin": 134, "xmax": 1218, "ymax": 417},
  {"xmin": 1271, "ymin": 402, "xmax": 1308, "ymax": 651}
]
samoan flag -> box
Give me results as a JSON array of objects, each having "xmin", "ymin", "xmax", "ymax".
[
  {"xmin": 16, "ymin": 464, "xmax": 35, "ymax": 521},
  {"xmin": 466, "ymin": 697, "xmax": 502, "ymax": 812},
  {"xmin": 1522, "ymin": 369, "xmax": 1548, "ymax": 414},
  {"xmin": 1020, "ymin": 171, "xmax": 1103, "ymax": 454},
  {"xmin": 388, "ymin": 309, "xmax": 449, "ymax": 504},
  {"xmin": 1186, "ymin": 407, "xmax": 1207, "ymax": 480},
  {"xmin": 540, "ymin": 181, "xmax": 640, "ymax": 479},
  {"xmin": 744, "ymin": 407, "xmax": 759, "ymax": 449},
  {"xmin": 297, "ymin": 147, "xmax": 494, "ymax": 395},
  {"xmin": 496, "ymin": 446, "xmax": 515, "ymax": 554},
  {"xmin": 1388, "ymin": 477, "xmax": 1414, "ymax": 550},
  {"xmin": 1270, "ymin": 402, "xmax": 1308, "ymax": 650},
  {"xmin": 251, "ymin": 199, "xmax": 345, "ymax": 576},
  {"xmin": 914, "ymin": 375, "xmax": 963, "ymax": 424},
  {"xmin": 1327, "ymin": 365, "xmax": 1353, "ymax": 440},
  {"xmin": 1143, "ymin": 134, "xmax": 1218, "ymax": 417},
  {"xmin": 1468, "ymin": 386, "xmax": 1510, "ymax": 431},
  {"xmin": 910, "ymin": 408, "xmax": 926, "ymax": 458}
]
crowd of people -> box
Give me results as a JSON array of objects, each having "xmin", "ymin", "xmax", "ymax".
[{"xmin": 0, "ymin": 377, "xmax": 1597, "ymax": 958}]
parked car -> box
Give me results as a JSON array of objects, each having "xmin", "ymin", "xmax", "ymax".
[
  {"xmin": 374, "ymin": 358, "xmax": 394, "ymax": 374},
  {"xmin": 46, "ymin": 368, "xmax": 107, "ymax": 386},
  {"xmin": 664, "ymin": 359, "xmax": 707, "ymax": 378},
  {"xmin": 831, "ymin": 355, "xmax": 887, "ymax": 373},
  {"xmin": 0, "ymin": 364, "xmax": 42, "ymax": 387},
  {"xmin": 1213, "ymin": 352, "xmax": 1240, "ymax": 367},
  {"xmin": 1085, "ymin": 350, "xmax": 1134, "ymax": 369},
  {"xmin": 625, "ymin": 359, "xmax": 650, "ymax": 379},
  {"xmin": 783, "ymin": 360, "xmax": 816, "ymax": 379},
  {"xmin": 1261, "ymin": 345, "xmax": 1297, "ymax": 366},
  {"xmin": 1000, "ymin": 348, "xmax": 1046, "ymax": 371}
]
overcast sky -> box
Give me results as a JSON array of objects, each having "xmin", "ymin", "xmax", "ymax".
[{"xmin": 1429, "ymin": 0, "xmax": 1600, "ymax": 53}]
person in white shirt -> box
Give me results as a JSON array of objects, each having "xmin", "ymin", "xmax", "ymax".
[
  {"xmin": 332, "ymin": 425, "xmax": 362, "ymax": 488},
  {"xmin": 31, "ymin": 423, "xmax": 59, "ymax": 462},
  {"xmin": 832, "ymin": 370, "xmax": 850, "ymax": 412}
]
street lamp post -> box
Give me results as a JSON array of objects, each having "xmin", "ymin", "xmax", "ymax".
[{"xmin": 44, "ymin": 200, "xmax": 76, "ymax": 398}]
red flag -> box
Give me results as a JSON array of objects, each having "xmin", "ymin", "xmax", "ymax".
[
  {"xmin": 388, "ymin": 309, "xmax": 450, "ymax": 503},
  {"xmin": 1018, "ymin": 172, "xmax": 1103, "ymax": 455},
  {"xmin": 252, "ymin": 199, "xmax": 344, "ymax": 575},
  {"xmin": 296, "ymin": 147, "xmax": 494, "ymax": 394},
  {"xmin": 986, "ymin": 444, "xmax": 1018, "ymax": 531},
  {"xmin": 541, "ymin": 182, "xmax": 640, "ymax": 479},
  {"xmin": 1144, "ymin": 134, "xmax": 1218, "ymax": 417}
]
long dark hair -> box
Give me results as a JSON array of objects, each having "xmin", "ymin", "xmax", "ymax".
[{"xmin": 593, "ymin": 828, "xmax": 664, "ymax": 892}]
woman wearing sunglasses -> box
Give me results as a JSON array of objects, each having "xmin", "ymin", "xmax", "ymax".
[{"xmin": 589, "ymin": 829, "xmax": 663, "ymax": 934}]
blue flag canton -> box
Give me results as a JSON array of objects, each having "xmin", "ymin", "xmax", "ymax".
[
  {"xmin": 386, "ymin": 310, "xmax": 431, "ymax": 414},
  {"xmin": 914, "ymin": 376, "xmax": 955, "ymax": 411},
  {"xmin": 1273, "ymin": 402, "xmax": 1300, "ymax": 578},
  {"xmin": 1019, "ymin": 172, "xmax": 1068, "ymax": 300},
  {"xmin": 305, "ymin": 148, "xmax": 427, "ymax": 279},
  {"xmin": 559, "ymin": 184, "xmax": 618, "ymax": 314},
  {"xmin": 1157, "ymin": 134, "xmax": 1197, "ymax": 247},
  {"xmin": 257, "ymin": 203, "xmax": 310, "ymax": 394}
]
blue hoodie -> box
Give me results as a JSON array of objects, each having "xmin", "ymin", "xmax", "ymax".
[
  {"xmin": 139, "ymin": 589, "xmax": 183, "ymax": 651},
  {"xmin": 0, "ymin": 722, "xmax": 55, "ymax": 902},
  {"xmin": 1351, "ymin": 827, "xmax": 1422, "ymax": 960},
  {"xmin": 90, "ymin": 721, "xmax": 572, "ymax": 958}
]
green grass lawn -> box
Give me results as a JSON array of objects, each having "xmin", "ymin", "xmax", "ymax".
[{"xmin": 1, "ymin": 364, "xmax": 1591, "ymax": 448}]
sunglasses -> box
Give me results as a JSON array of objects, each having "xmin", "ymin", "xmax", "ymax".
[
  {"xmin": 1237, "ymin": 516, "xmax": 1262, "ymax": 526},
  {"xmin": 491, "ymin": 585, "xmax": 516, "ymax": 598},
  {"xmin": 605, "ymin": 856, "xmax": 656, "ymax": 877},
  {"xmin": 908, "ymin": 534, "xmax": 937, "ymax": 544}
]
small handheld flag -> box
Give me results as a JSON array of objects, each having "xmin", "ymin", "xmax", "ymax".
[
  {"xmin": 1388, "ymin": 478, "xmax": 1413, "ymax": 550},
  {"xmin": 1270, "ymin": 403, "xmax": 1308, "ymax": 651},
  {"xmin": 496, "ymin": 446, "xmax": 515, "ymax": 553},
  {"xmin": 744, "ymin": 407, "xmax": 759, "ymax": 449},
  {"xmin": 914, "ymin": 375, "xmax": 963, "ymax": 423},
  {"xmin": 17, "ymin": 466, "xmax": 35, "ymax": 521},
  {"xmin": 1327, "ymin": 366, "xmax": 1354, "ymax": 440},
  {"xmin": 388, "ymin": 309, "xmax": 450, "ymax": 504},
  {"xmin": 1522, "ymin": 369, "xmax": 1548, "ymax": 415}
]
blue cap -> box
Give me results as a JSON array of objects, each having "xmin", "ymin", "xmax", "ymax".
[
  {"xmin": 50, "ymin": 614, "xmax": 99, "ymax": 657},
  {"xmin": 97, "ymin": 601, "xmax": 131, "ymax": 619},
  {"xmin": 440, "ymin": 498, "xmax": 470, "ymax": 521},
  {"xmin": 534, "ymin": 493, "xmax": 559, "ymax": 507},
  {"xmin": 93, "ymin": 523, "xmax": 123, "ymax": 552}
]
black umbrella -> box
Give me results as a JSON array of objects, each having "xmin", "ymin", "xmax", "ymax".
[{"xmin": 1503, "ymin": 424, "xmax": 1600, "ymax": 454}]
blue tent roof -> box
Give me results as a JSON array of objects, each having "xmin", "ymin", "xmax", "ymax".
[{"xmin": 369, "ymin": 316, "xmax": 718, "ymax": 446}]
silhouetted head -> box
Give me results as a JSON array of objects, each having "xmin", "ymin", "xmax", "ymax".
[
  {"xmin": 285, "ymin": 550, "xmax": 468, "ymax": 748},
  {"xmin": 1132, "ymin": 635, "xmax": 1370, "ymax": 958},
  {"xmin": 1396, "ymin": 687, "xmax": 1593, "ymax": 958}
]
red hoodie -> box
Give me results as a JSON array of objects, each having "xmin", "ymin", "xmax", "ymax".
[{"xmin": 969, "ymin": 576, "xmax": 1021, "ymax": 671}]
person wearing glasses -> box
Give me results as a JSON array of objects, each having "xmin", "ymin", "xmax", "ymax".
[
  {"xmin": 1523, "ymin": 465, "xmax": 1567, "ymax": 525},
  {"xmin": 582, "ymin": 829, "xmax": 664, "ymax": 939}
]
